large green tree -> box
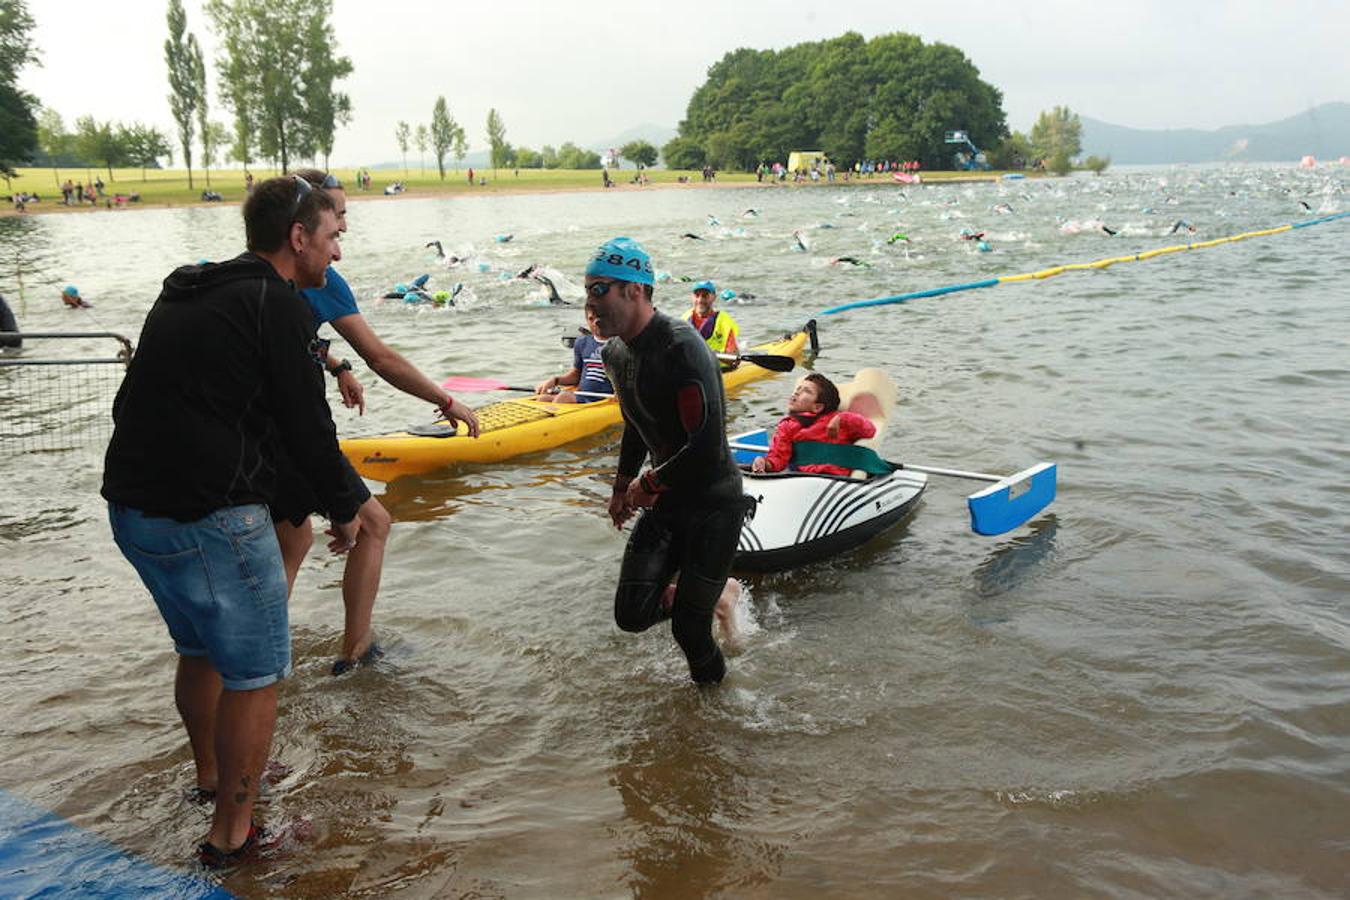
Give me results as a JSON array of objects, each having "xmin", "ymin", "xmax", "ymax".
[
  {"xmin": 299, "ymin": 11, "xmax": 352, "ymax": 170},
  {"xmin": 1029, "ymin": 105, "xmax": 1082, "ymax": 163},
  {"xmin": 486, "ymin": 108, "xmax": 508, "ymax": 177},
  {"xmin": 620, "ymin": 140, "xmax": 658, "ymax": 168},
  {"xmin": 414, "ymin": 123, "xmax": 428, "ymax": 174},
  {"xmin": 394, "ymin": 120, "xmax": 410, "ymax": 175},
  {"xmin": 164, "ymin": 0, "xmax": 203, "ymax": 188},
  {"xmin": 429, "ymin": 96, "xmax": 460, "ymax": 180},
  {"xmin": 206, "ymin": 0, "xmax": 352, "ymax": 173},
  {"xmin": 74, "ymin": 116, "xmax": 128, "ymax": 182},
  {"xmin": 0, "ymin": 0, "xmax": 40, "ymax": 187},
  {"xmin": 672, "ymin": 31, "xmax": 1007, "ymax": 171},
  {"xmin": 123, "ymin": 123, "xmax": 172, "ymax": 179}
]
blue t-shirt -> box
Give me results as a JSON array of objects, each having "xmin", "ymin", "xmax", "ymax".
[
  {"xmin": 573, "ymin": 334, "xmax": 612, "ymax": 402},
  {"xmin": 301, "ymin": 266, "xmax": 360, "ymax": 328}
]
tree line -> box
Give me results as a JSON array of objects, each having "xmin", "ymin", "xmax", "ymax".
[{"xmin": 662, "ymin": 32, "xmax": 1009, "ymax": 172}]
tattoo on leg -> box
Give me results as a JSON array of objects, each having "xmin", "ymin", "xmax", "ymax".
[{"xmin": 234, "ymin": 774, "xmax": 251, "ymax": 804}]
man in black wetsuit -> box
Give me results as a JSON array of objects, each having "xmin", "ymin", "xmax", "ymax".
[{"xmin": 584, "ymin": 237, "xmax": 747, "ymax": 684}]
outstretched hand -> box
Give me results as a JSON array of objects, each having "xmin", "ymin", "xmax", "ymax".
[
  {"xmin": 438, "ymin": 397, "xmax": 481, "ymax": 437},
  {"xmin": 336, "ymin": 369, "xmax": 365, "ymax": 415}
]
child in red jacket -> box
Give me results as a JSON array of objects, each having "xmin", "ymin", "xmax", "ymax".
[{"xmin": 751, "ymin": 373, "xmax": 877, "ymax": 476}]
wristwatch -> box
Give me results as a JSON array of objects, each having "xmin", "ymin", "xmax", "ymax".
[{"xmin": 329, "ymin": 359, "xmax": 353, "ymax": 376}]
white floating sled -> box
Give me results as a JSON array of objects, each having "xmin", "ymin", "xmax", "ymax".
[{"xmin": 729, "ymin": 368, "xmax": 1057, "ymax": 573}]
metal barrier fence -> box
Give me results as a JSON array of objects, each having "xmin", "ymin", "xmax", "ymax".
[{"xmin": 0, "ymin": 332, "xmax": 134, "ymax": 452}]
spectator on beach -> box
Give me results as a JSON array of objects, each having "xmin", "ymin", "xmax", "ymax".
[
  {"xmin": 467, "ymin": 168, "xmax": 474, "ymax": 185},
  {"xmin": 102, "ymin": 176, "xmax": 361, "ymax": 868},
  {"xmin": 281, "ymin": 169, "xmax": 479, "ymax": 674},
  {"xmin": 244, "ymin": 172, "xmax": 254, "ymax": 194}
]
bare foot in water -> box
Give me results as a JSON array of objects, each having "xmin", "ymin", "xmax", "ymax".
[{"xmin": 713, "ymin": 578, "xmax": 743, "ymax": 651}]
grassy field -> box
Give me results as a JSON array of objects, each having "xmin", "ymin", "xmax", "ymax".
[{"xmin": 5, "ymin": 163, "xmax": 1025, "ymax": 212}]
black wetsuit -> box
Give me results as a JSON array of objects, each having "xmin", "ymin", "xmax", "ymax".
[
  {"xmin": 603, "ymin": 310, "xmax": 748, "ymax": 684},
  {"xmin": 0, "ymin": 293, "xmax": 19, "ymax": 348}
]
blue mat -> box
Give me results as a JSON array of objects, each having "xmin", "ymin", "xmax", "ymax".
[{"xmin": 0, "ymin": 788, "xmax": 232, "ymax": 899}]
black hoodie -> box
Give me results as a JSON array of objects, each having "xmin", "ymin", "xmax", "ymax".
[{"xmin": 101, "ymin": 253, "xmax": 368, "ymax": 523}]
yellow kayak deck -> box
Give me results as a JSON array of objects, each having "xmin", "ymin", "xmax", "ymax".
[{"xmin": 342, "ymin": 324, "xmax": 816, "ymax": 482}]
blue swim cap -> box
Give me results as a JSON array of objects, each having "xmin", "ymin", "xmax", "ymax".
[
  {"xmin": 692, "ymin": 280, "xmax": 716, "ymax": 294},
  {"xmin": 411, "ymin": 273, "xmax": 430, "ymax": 288},
  {"xmin": 63, "ymin": 285, "xmax": 78, "ymax": 297},
  {"xmin": 720, "ymin": 289, "xmax": 737, "ymax": 301},
  {"xmin": 394, "ymin": 283, "xmax": 409, "ymax": 293},
  {"xmin": 585, "ymin": 237, "xmax": 654, "ymax": 286},
  {"xmin": 403, "ymin": 292, "xmax": 422, "ymax": 303}
]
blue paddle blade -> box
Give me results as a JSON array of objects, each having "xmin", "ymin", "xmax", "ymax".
[
  {"xmin": 727, "ymin": 428, "xmax": 770, "ymax": 466},
  {"xmin": 967, "ymin": 462, "xmax": 1057, "ymax": 535}
]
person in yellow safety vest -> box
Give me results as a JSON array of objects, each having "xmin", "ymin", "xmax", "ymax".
[{"xmin": 687, "ymin": 280, "xmax": 739, "ymax": 357}]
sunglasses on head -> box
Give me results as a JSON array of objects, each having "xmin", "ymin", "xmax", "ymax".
[
  {"xmin": 585, "ymin": 280, "xmax": 628, "ymax": 298},
  {"xmin": 290, "ymin": 174, "xmax": 312, "ymax": 218}
]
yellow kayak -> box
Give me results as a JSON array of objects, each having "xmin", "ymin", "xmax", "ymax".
[{"xmin": 342, "ymin": 322, "xmax": 818, "ymax": 482}]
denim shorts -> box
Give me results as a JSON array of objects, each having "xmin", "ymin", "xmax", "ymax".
[{"xmin": 109, "ymin": 502, "xmax": 291, "ymax": 691}]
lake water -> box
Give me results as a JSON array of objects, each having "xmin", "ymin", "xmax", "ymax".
[{"xmin": 1, "ymin": 166, "xmax": 1347, "ymax": 898}]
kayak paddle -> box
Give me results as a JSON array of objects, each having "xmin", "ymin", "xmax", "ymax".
[
  {"xmin": 718, "ymin": 352, "xmax": 795, "ymax": 372},
  {"xmin": 440, "ymin": 375, "xmax": 611, "ymax": 400}
]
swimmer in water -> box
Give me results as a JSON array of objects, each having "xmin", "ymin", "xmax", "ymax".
[
  {"xmin": 61, "ymin": 285, "xmax": 92, "ymax": 309},
  {"xmin": 532, "ymin": 271, "xmax": 570, "ymax": 306},
  {"xmin": 680, "ymin": 233, "xmax": 703, "ymax": 240},
  {"xmin": 1100, "ymin": 225, "xmax": 1118, "ymax": 236},
  {"xmin": 829, "ymin": 256, "xmax": 869, "ymax": 267},
  {"xmin": 426, "ymin": 240, "xmax": 444, "ymax": 258},
  {"xmin": 742, "ymin": 208, "xmax": 759, "ymax": 217},
  {"xmin": 1169, "ymin": 220, "xmax": 1196, "ymax": 235},
  {"xmin": 792, "ymin": 231, "xmax": 808, "ymax": 252},
  {"xmin": 1299, "ymin": 200, "xmax": 1312, "ymax": 211}
]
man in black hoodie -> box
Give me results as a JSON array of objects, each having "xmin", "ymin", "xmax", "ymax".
[{"xmin": 102, "ymin": 176, "xmax": 362, "ymax": 867}]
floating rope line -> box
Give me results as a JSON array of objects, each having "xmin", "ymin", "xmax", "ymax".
[{"xmin": 819, "ymin": 211, "xmax": 1350, "ymax": 315}]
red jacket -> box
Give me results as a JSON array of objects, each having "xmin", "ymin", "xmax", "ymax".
[{"xmin": 761, "ymin": 411, "xmax": 877, "ymax": 476}]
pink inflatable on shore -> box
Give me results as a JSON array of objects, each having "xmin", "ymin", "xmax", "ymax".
[
  {"xmin": 1298, "ymin": 155, "xmax": 1316, "ymax": 168},
  {"xmin": 892, "ymin": 172, "xmax": 922, "ymax": 184}
]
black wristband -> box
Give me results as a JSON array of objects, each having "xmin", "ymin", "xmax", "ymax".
[{"xmin": 329, "ymin": 359, "xmax": 353, "ymax": 376}]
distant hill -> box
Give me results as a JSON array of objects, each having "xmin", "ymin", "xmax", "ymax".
[{"xmin": 1081, "ymin": 103, "xmax": 1350, "ymax": 164}]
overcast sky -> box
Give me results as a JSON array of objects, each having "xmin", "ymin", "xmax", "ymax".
[{"xmin": 19, "ymin": 0, "xmax": 1350, "ymax": 166}]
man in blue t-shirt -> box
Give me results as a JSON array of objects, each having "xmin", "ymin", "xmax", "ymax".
[
  {"xmin": 276, "ymin": 170, "xmax": 481, "ymax": 675},
  {"xmin": 533, "ymin": 311, "xmax": 614, "ymax": 403}
]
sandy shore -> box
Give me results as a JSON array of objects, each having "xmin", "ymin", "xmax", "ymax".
[{"xmin": 1, "ymin": 173, "xmax": 1009, "ymax": 219}]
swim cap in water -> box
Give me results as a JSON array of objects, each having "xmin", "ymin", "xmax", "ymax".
[
  {"xmin": 585, "ymin": 237, "xmax": 654, "ymax": 285},
  {"xmin": 692, "ymin": 280, "xmax": 716, "ymax": 294},
  {"xmin": 63, "ymin": 285, "xmax": 78, "ymax": 297}
]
